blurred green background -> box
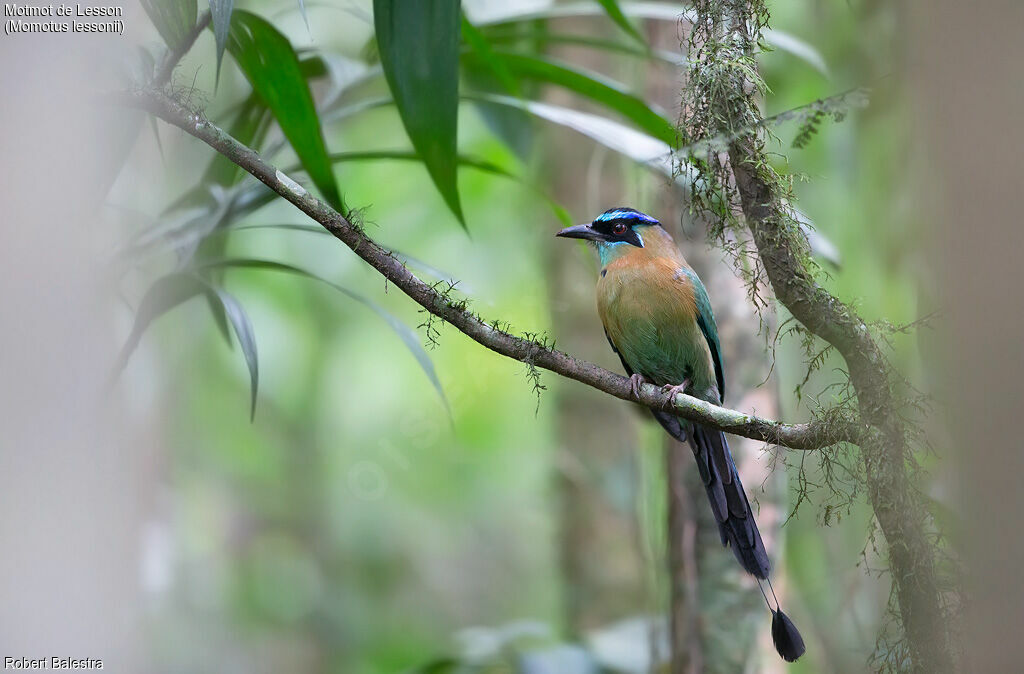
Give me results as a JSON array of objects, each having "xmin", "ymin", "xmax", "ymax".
[{"xmin": 111, "ymin": 1, "xmax": 943, "ymax": 672}]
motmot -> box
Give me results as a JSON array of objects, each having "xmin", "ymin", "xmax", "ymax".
[{"xmin": 557, "ymin": 207, "xmax": 805, "ymax": 663}]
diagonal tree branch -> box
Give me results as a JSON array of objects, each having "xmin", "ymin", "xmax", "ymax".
[{"xmin": 112, "ymin": 87, "xmax": 861, "ymax": 451}]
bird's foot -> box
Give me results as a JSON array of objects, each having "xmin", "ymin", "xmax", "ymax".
[
  {"xmin": 628, "ymin": 373, "xmax": 648, "ymax": 400},
  {"xmin": 660, "ymin": 379, "xmax": 691, "ymax": 408}
]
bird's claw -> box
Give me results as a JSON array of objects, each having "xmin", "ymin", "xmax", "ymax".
[
  {"xmin": 628, "ymin": 373, "xmax": 647, "ymax": 400},
  {"xmin": 660, "ymin": 379, "xmax": 691, "ymax": 408}
]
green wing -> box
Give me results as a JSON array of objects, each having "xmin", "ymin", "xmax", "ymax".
[{"xmin": 682, "ymin": 269, "xmax": 725, "ymax": 402}]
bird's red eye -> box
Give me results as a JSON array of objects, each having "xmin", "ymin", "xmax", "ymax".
[{"xmin": 612, "ymin": 223, "xmax": 628, "ymax": 235}]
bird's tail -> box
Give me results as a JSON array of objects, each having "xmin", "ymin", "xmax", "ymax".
[
  {"xmin": 652, "ymin": 411, "xmax": 806, "ymax": 662},
  {"xmin": 689, "ymin": 424, "xmax": 770, "ymax": 578}
]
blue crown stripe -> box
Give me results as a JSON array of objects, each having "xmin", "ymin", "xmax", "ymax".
[{"xmin": 595, "ymin": 209, "xmax": 658, "ymax": 224}]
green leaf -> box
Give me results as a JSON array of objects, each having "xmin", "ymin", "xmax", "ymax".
[
  {"xmin": 205, "ymin": 289, "xmax": 234, "ymax": 348},
  {"xmin": 298, "ymin": 52, "xmax": 374, "ymax": 109},
  {"xmin": 762, "ymin": 28, "xmax": 829, "ymax": 77},
  {"xmin": 202, "ymin": 94, "xmax": 270, "ymax": 188},
  {"xmin": 114, "ymin": 272, "xmax": 208, "ymax": 373},
  {"xmin": 471, "ymin": 2, "xmax": 829, "ymax": 76},
  {"xmin": 227, "ymin": 223, "xmax": 465, "ymax": 284},
  {"xmin": 471, "ymin": 93, "xmax": 674, "ymax": 173},
  {"xmin": 114, "ymin": 274, "xmax": 253, "ymax": 420},
  {"xmin": 793, "ymin": 208, "xmax": 842, "ymax": 268},
  {"xmin": 461, "ymin": 14, "xmax": 519, "ymax": 95},
  {"xmin": 212, "ymin": 287, "xmax": 259, "ymax": 420},
  {"xmin": 483, "ymin": 30, "xmax": 684, "ymax": 66},
  {"xmin": 403, "ymin": 658, "xmax": 470, "ymax": 674},
  {"xmin": 471, "ymin": 95, "xmax": 833, "ymax": 262},
  {"xmin": 470, "ymin": 1, "xmax": 680, "ymax": 26},
  {"xmin": 141, "ymin": 0, "xmax": 197, "ymax": 48},
  {"xmin": 594, "ymin": 0, "xmax": 646, "ymax": 46},
  {"xmin": 226, "ymin": 10, "xmax": 343, "ymax": 210},
  {"xmin": 155, "ymin": 95, "xmax": 272, "ymax": 218},
  {"xmin": 252, "ymin": 150, "xmax": 571, "ymax": 228},
  {"xmin": 462, "ymin": 58, "xmax": 533, "ymax": 159},
  {"xmin": 197, "ymin": 258, "xmax": 449, "ymax": 411},
  {"xmin": 465, "ymin": 50, "xmax": 676, "ymax": 145},
  {"xmin": 208, "ymin": 0, "xmax": 234, "ymax": 86},
  {"xmin": 373, "ymin": 0, "xmax": 464, "ymax": 226}
]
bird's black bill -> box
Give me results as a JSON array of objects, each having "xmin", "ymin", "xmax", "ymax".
[{"xmin": 556, "ymin": 223, "xmax": 601, "ymax": 241}]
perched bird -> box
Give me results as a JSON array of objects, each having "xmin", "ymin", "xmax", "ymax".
[{"xmin": 557, "ymin": 207, "xmax": 805, "ymax": 663}]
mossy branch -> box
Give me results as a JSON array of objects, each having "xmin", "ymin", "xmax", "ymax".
[
  {"xmin": 678, "ymin": 0, "xmax": 957, "ymax": 670},
  {"xmin": 112, "ymin": 86, "xmax": 862, "ymax": 452}
]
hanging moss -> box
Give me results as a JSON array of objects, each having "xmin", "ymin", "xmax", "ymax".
[{"xmin": 675, "ymin": 1, "xmax": 961, "ymax": 671}]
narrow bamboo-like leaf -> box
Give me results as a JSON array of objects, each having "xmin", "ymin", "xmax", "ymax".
[
  {"xmin": 470, "ymin": 1, "xmax": 682, "ymax": 26},
  {"xmin": 208, "ymin": 0, "xmax": 234, "ymax": 86},
  {"xmin": 471, "ymin": 96, "xmax": 833, "ymax": 262},
  {"xmin": 471, "ymin": 2, "xmax": 829, "ymax": 76},
  {"xmin": 141, "ymin": 0, "xmax": 197, "ymax": 48},
  {"xmin": 762, "ymin": 28, "xmax": 829, "ymax": 77},
  {"xmin": 202, "ymin": 94, "xmax": 270, "ymax": 188},
  {"xmin": 205, "ymin": 289, "xmax": 234, "ymax": 347},
  {"xmin": 269, "ymin": 0, "xmax": 372, "ymax": 25},
  {"xmin": 374, "ymin": 0, "xmax": 464, "ymax": 226},
  {"xmin": 149, "ymin": 115, "xmax": 164, "ymax": 161},
  {"xmin": 114, "ymin": 272, "xmax": 207, "ymax": 373},
  {"xmin": 792, "ymin": 207, "xmax": 841, "ymax": 267},
  {"xmin": 594, "ymin": 0, "xmax": 645, "ymax": 46},
  {"xmin": 471, "ymin": 94, "xmax": 672, "ymax": 172},
  {"xmin": 219, "ymin": 53, "xmax": 377, "ymax": 166},
  {"xmin": 484, "ymin": 30, "xmax": 684, "ymax": 65},
  {"xmin": 300, "ymin": 52, "xmax": 374, "ymax": 110},
  {"xmin": 226, "ymin": 223, "xmax": 465, "ymax": 284},
  {"xmin": 461, "ymin": 15, "xmax": 519, "ymax": 95},
  {"xmin": 164, "ymin": 55, "xmax": 364, "ymax": 215},
  {"xmin": 270, "ymin": 150, "xmax": 571, "ymax": 228},
  {"xmin": 227, "ymin": 10, "xmax": 343, "ymax": 210},
  {"xmin": 468, "ymin": 1, "xmax": 671, "ymax": 26},
  {"xmin": 405, "ymin": 658, "xmax": 465, "ymax": 674},
  {"xmin": 462, "ymin": 55, "xmax": 533, "ymax": 159},
  {"xmin": 198, "ymin": 258, "xmax": 449, "ymax": 410},
  {"xmin": 155, "ymin": 96, "xmax": 272, "ymax": 219},
  {"xmin": 131, "ymin": 48, "xmax": 161, "ymax": 171},
  {"xmin": 466, "ymin": 50, "xmax": 676, "ymax": 145},
  {"xmin": 136, "ymin": 44, "xmax": 157, "ymax": 80},
  {"xmin": 119, "ymin": 205, "xmax": 215, "ymax": 264},
  {"xmin": 213, "ymin": 288, "xmax": 259, "ymax": 420}
]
